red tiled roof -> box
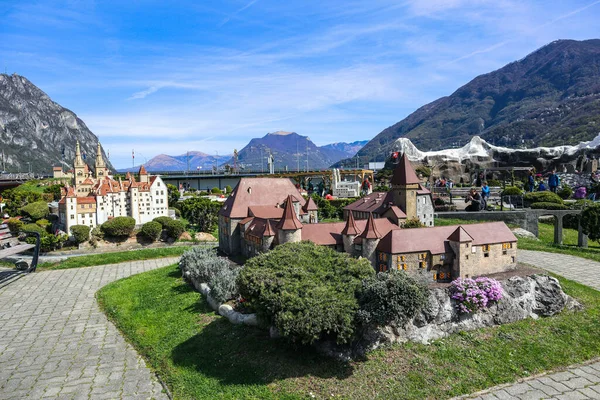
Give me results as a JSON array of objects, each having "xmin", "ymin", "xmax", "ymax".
[
  {"xmin": 77, "ymin": 196, "xmax": 96, "ymax": 204},
  {"xmin": 341, "ymin": 211, "xmax": 359, "ymax": 236},
  {"xmin": 377, "ymin": 222, "xmax": 517, "ymax": 255},
  {"xmin": 246, "ymin": 218, "xmax": 277, "ymax": 238},
  {"xmin": 139, "ymin": 165, "xmax": 148, "ymax": 175},
  {"xmin": 302, "ymin": 197, "xmax": 319, "ymax": 212},
  {"xmin": 264, "ymin": 219, "xmax": 276, "ymax": 237},
  {"xmin": 219, "ymin": 178, "xmax": 304, "ymax": 218},
  {"xmin": 384, "ymin": 205, "xmax": 406, "ymax": 219},
  {"xmin": 417, "ymin": 183, "xmax": 431, "ymax": 195},
  {"xmin": 344, "ymin": 191, "xmax": 392, "ymax": 215},
  {"xmin": 248, "ymin": 205, "xmax": 284, "ymax": 219},
  {"xmin": 276, "ymin": 195, "xmax": 303, "ymax": 230},
  {"xmin": 359, "ymin": 213, "xmax": 382, "ymax": 239},
  {"xmin": 391, "ymin": 153, "xmax": 420, "ymax": 186},
  {"xmin": 81, "ymin": 178, "xmax": 94, "ymax": 185},
  {"xmin": 302, "ymin": 218, "xmax": 399, "ymax": 246},
  {"xmin": 448, "ymin": 226, "xmax": 473, "ymax": 242}
]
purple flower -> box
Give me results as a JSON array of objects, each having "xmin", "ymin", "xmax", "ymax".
[{"xmin": 449, "ymin": 277, "xmax": 503, "ymax": 314}]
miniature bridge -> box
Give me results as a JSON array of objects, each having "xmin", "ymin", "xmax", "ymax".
[{"xmin": 436, "ymin": 209, "xmax": 588, "ymax": 247}]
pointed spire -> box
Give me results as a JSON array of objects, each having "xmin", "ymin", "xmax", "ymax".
[
  {"xmin": 74, "ymin": 140, "xmax": 85, "ymax": 167},
  {"xmin": 447, "ymin": 226, "xmax": 473, "ymax": 242},
  {"xmin": 359, "ymin": 212, "xmax": 382, "ymax": 239},
  {"xmin": 263, "ymin": 219, "xmax": 275, "ymax": 237},
  {"xmin": 391, "ymin": 153, "xmax": 420, "ymax": 185},
  {"xmin": 276, "ymin": 195, "xmax": 303, "ymax": 230},
  {"xmin": 342, "ymin": 211, "xmax": 360, "ymax": 236},
  {"xmin": 95, "ymin": 142, "xmax": 106, "ymax": 168},
  {"xmin": 302, "ymin": 196, "xmax": 318, "ymax": 212},
  {"xmin": 139, "ymin": 165, "xmax": 148, "ymax": 175}
]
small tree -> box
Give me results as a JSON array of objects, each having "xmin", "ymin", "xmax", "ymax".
[
  {"xmin": 140, "ymin": 221, "xmax": 162, "ymax": 242},
  {"xmin": 224, "ymin": 185, "xmax": 232, "ymax": 194},
  {"xmin": 581, "ymin": 204, "xmax": 600, "ymax": 243},
  {"xmin": 43, "ymin": 184, "xmax": 64, "ymax": 201},
  {"xmin": 153, "ymin": 216, "xmax": 173, "ymax": 227},
  {"xmin": 166, "ymin": 184, "xmax": 180, "ymax": 207},
  {"xmin": 101, "ymin": 216, "xmax": 136, "ymax": 238},
  {"xmin": 20, "ymin": 201, "xmax": 49, "ymax": 221},
  {"xmin": 70, "ymin": 225, "xmax": 91, "ymax": 244},
  {"xmin": 179, "ymin": 197, "xmax": 221, "ymax": 233},
  {"xmin": 211, "ymin": 187, "xmax": 222, "ymax": 194},
  {"xmin": 403, "ymin": 218, "xmax": 425, "ymax": 229},
  {"xmin": 164, "ymin": 219, "xmax": 185, "ymax": 239},
  {"xmin": 6, "ymin": 218, "xmax": 24, "ymax": 233}
]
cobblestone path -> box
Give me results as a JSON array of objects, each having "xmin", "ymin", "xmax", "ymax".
[
  {"xmin": 0, "ymin": 258, "xmax": 179, "ymax": 400},
  {"xmin": 462, "ymin": 250, "xmax": 600, "ymax": 400}
]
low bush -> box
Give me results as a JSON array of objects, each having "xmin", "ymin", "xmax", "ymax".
[
  {"xmin": 238, "ymin": 241, "xmax": 374, "ymax": 345},
  {"xmin": 224, "ymin": 185, "xmax": 232, "ymax": 194},
  {"xmin": 20, "ymin": 201, "xmax": 49, "ymax": 221},
  {"xmin": 449, "ymin": 277, "xmax": 503, "ymax": 314},
  {"xmin": 581, "ymin": 204, "xmax": 600, "ymax": 242},
  {"xmin": 211, "ymin": 187, "xmax": 222, "ymax": 194},
  {"xmin": 6, "ymin": 218, "xmax": 24, "ymax": 233},
  {"xmin": 501, "ymin": 186, "xmax": 523, "ymax": 196},
  {"xmin": 179, "ymin": 197, "xmax": 221, "ymax": 233},
  {"xmin": 403, "ymin": 218, "xmax": 425, "ymax": 229},
  {"xmin": 524, "ymin": 191, "xmax": 563, "ymax": 205},
  {"xmin": 22, "ymin": 223, "xmax": 45, "ymax": 235},
  {"xmin": 356, "ymin": 271, "xmax": 428, "ymax": 326},
  {"xmin": 170, "ymin": 207, "xmax": 181, "ymax": 218},
  {"xmin": 91, "ymin": 226, "xmax": 104, "ymax": 240},
  {"xmin": 153, "ymin": 216, "xmax": 173, "ymax": 228},
  {"xmin": 35, "ymin": 219, "xmax": 51, "ymax": 231},
  {"xmin": 557, "ymin": 186, "xmax": 573, "ymax": 200},
  {"xmin": 208, "ymin": 265, "xmax": 242, "ymax": 304},
  {"xmin": 530, "ymin": 202, "xmax": 569, "ymax": 210},
  {"xmin": 487, "ymin": 179, "xmax": 502, "ymax": 187},
  {"xmin": 140, "ymin": 221, "xmax": 162, "ymax": 242},
  {"xmin": 101, "ymin": 216, "xmax": 136, "ymax": 238},
  {"xmin": 164, "ymin": 219, "xmax": 185, "ymax": 239},
  {"xmin": 70, "ymin": 225, "xmax": 91, "ymax": 244}
]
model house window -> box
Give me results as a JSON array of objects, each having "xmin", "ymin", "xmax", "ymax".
[
  {"xmin": 70, "ymin": 215, "xmax": 74, "ymax": 219},
  {"xmin": 418, "ymin": 253, "xmax": 427, "ymax": 260},
  {"xmin": 440, "ymin": 254, "xmax": 446, "ymax": 260},
  {"xmin": 397, "ymin": 255, "xmax": 406, "ymax": 262},
  {"xmin": 355, "ymin": 244, "xmax": 362, "ymax": 252},
  {"xmin": 379, "ymin": 264, "xmax": 387, "ymax": 272},
  {"xmin": 419, "ymin": 261, "xmax": 426, "ymax": 269},
  {"xmin": 482, "ymin": 244, "xmax": 490, "ymax": 252},
  {"xmin": 397, "ymin": 263, "xmax": 407, "ymax": 271}
]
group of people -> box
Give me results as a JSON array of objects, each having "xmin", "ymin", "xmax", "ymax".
[{"xmin": 527, "ymin": 169, "xmax": 560, "ymax": 193}]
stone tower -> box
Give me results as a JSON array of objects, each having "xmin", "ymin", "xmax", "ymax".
[
  {"xmin": 341, "ymin": 210, "xmax": 360, "ymax": 255},
  {"xmin": 276, "ymin": 195, "xmax": 303, "ymax": 244},
  {"xmin": 359, "ymin": 212, "xmax": 382, "ymax": 267},
  {"xmin": 391, "ymin": 153, "xmax": 420, "ymax": 221},
  {"xmin": 73, "ymin": 140, "xmax": 86, "ymax": 185},
  {"xmin": 447, "ymin": 226, "xmax": 474, "ymax": 279},
  {"xmin": 94, "ymin": 142, "xmax": 109, "ymax": 179},
  {"xmin": 139, "ymin": 165, "xmax": 149, "ymax": 184}
]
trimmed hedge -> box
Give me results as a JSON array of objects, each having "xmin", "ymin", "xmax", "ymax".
[
  {"xmin": 524, "ymin": 191, "xmax": 563, "ymax": 205},
  {"xmin": 530, "ymin": 202, "xmax": 569, "ymax": 210},
  {"xmin": 101, "ymin": 216, "xmax": 136, "ymax": 238},
  {"xmin": 164, "ymin": 219, "xmax": 185, "ymax": 239},
  {"xmin": 70, "ymin": 225, "xmax": 91, "ymax": 244},
  {"xmin": 557, "ymin": 186, "xmax": 573, "ymax": 200},
  {"xmin": 140, "ymin": 221, "xmax": 162, "ymax": 242},
  {"xmin": 238, "ymin": 241, "xmax": 374, "ymax": 345},
  {"xmin": 581, "ymin": 204, "xmax": 600, "ymax": 242},
  {"xmin": 20, "ymin": 201, "xmax": 49, "ymax": 221},
  {"xmin": 501, "ymin": 186, "xmax": 523, "ymax": 196},
  {"xmin": 6, "ymin": 218, "xmax": 24, "ymax": 233},
  {"xmin": 153, "ymin": 216, "xmax": 173, "ymax": 228}
]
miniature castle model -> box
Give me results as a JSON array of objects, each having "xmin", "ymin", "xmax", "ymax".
[
  {"xmin": 57, "ymin": 141, "xmax": 169, "ymax": 233},
  {"xmin": 218, "ymin": 153, "xmax": 517, "ymax": 282},
  {"xmin": 331, "ymin": 168, "xmax": 361, "ymax": 198}
]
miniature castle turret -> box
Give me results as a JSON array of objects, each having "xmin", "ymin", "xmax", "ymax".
[
  {"xmin": 359, "ymin": 212, "xmax": 382, "ymax": 266},
  {"xmin": 74, "ymin": 140, "xmax": 86, "ymax": 185},
  {"xmin": 447, "ymin": 226, "xmax": 474, "ymax": 278},
  {"xmin": 341, "ymin": 210, "xmax": 360, "ymax": 254},
  {"xmin": 391, "ymin": 153, "xmax": 420, "ymax": 221},
  {"xmin": 94, "ymin": 142, "xmax": 108, "ymax": 179},
  {"xmin": 276, "ymin": 195, "xmax": 303, "ymax": 244},
  {"xmin": 139, "ymin": 165, "xmax": 149, "ymax": 184}
]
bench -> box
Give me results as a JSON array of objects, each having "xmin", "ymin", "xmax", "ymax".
[{"xmin": 0, "ymin": 223, "xmax": 41, "ymax": 273}]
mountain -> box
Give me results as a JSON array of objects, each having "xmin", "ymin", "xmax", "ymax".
[
  {"xmin": 353, "ymin": 39, "xmax": 600, "ymax": 163},
  {"xmin": 320, "ymin": 140, "xmax": 368, "ymax": 158},
  {"xmin": 118, "ymin": 151, "xmax": 231, "ymax": 172},
  {"xmin": 224, "ymin": 131, "xmax": 362, "ymax": 171},
  {"xmin": 0, "ymin": 73, "xmax": 111, "ymax": 173}
]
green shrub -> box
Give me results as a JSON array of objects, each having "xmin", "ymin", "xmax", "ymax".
[
  {"xmin": 170, "ymin": 207, "xmax": 181, "ymax": 218},
  {"xmin": 179, "ymin": 197, "xmax": 221, "ymax": 232},
  {"xmin": 6, "ymin": 218, "xmax": 24, "ymax": 233},
  {"xmin": 238, "ymin": 241, "xmax": 374, "ymax": 345},
  {"xmin": 101, "ymin": 216, "xmax": 136, "ymax": 238},
  {"xmin": 153, "ymin": 216, "xmax": 173, "ymax": 228},
  {"xmin": 179, "ymin": 247, "xmax": 227, "ymax": 283},
  {"xmin": 43, "ymin": 184, "xmax": 64, "ymax": 201},
  {"xmin": 22, "ymin": 223, "xmax": 45, "ymax": 235},
  {"xmin": 224, "ymin": 185, "xmax": 232, "ymax": 194},
  {"xmin": 557, "ymin": 186, "xmax": 573, "ymax": 200},
  {"xmin": 581, "ymin": 204, "xmax": 600, "ymax": 242},
  {"xmin": 208, "ymin": 265, "xmax": 242, "ymax": 303},
  {"xmin": 530, "ymin": 202, "xmax": 568, "ymax": 210},
  {"xmin": 70, "ymin": 225, "xmax": 91, "ymax": 244},
  {"xmin": 167, "ymin": 184, "xmax": 180, "ymax": 207},
  {"xmin": 140, "ymin": 221, "xmax": 162, "ymax": 242},
  {"xmin": 415, "ymin": 165, "xmax": 431, "ymax": 178},
  {"xmin": 357, "ymin": 271, "xmax": 428, "ymax": 327},
  {"xmin": 524, "ymin": 191, "xmax": 563, "ymax": 205},
  {"xmin": 40, "ymin": 233, "xmax": 67, "ymax": 252},
  {"xmin": 487, "ymin": 179, "xmax": 502, "ymax": 187},
  {"xmin": 35, "ymin": 219, "xmax": 51, "ymax": 230},
  {"xmin": 20, "ymin": 201, "xmax": 49, "ymax": 221},
  {"xmin": 91, "ymin": 226, "xmax": 104, "ymax": 239},
  {"xmin": 164, "ymin": 219, "xmax": 185, "ymax": 239},
  {"xmin": 211, "ymin": 187, "xmax": 222, "ymax": 194},
  {"xmin": 403, "ymin": 218, "xmax": 425, "ymax": 228},
  {"xmin": 501, "ymin": 186, "xmax": 523, "ymax": 196}
]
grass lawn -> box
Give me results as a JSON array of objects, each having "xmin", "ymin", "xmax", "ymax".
[
  {"xmin": 36, "ymin": 246, "xmax": 195, "ymax": 271},
  {"xmin": 98, "ymin": 264, "xmax": 600, "ymax": 400}
]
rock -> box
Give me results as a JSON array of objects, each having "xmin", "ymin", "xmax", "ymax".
[
  {"xmin": 195, "ymin": 232, "xmax": 217, "ymax": 241},
  {"xmin": 179, "ymin": 231, "xmax": 192, "ymax": 241},
  {"xmin": 512, "ymin": 228, "xmax": 539, "ymax": 240}
]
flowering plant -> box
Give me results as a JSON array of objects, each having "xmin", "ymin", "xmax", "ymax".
[{"xmin": 449, "ymin": 277, "xmax": 503, "ymax": 314}]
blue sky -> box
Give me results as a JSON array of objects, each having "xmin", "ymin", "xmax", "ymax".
[{"xmin": 2, "ymin": 0, "xmax": 600, "ymax": 168}]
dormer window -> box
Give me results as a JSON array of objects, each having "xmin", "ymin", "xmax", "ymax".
[{"xmin": 247, "ymin": 187, "xmax": 252, "ymax": 194}]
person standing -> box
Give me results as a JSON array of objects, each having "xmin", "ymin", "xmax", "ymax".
[
  {"xmin": 548, "ymin": 169, "xmax": 560, "ymax": 193},
  {"xmin": 481, "ymin": 181, "xmax": 490, "ymax": 209},
  {"xmin": 527, "ymin": 170, "xmax": 535, "ymax": 192}
]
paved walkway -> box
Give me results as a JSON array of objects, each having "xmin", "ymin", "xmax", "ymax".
[
  {"xmin": 463, "ymin": 250, "xmax": 600, "ymax": 400},
  {"xmin": 0, "ymin": 257, "xmax": 179, "ymax": 400}
]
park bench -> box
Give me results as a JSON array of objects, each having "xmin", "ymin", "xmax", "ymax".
[{"xmin": 0, "ymin": 223, "xmax": 41, "ymax": 275}]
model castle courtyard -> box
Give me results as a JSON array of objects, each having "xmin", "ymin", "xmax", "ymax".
[
  {"xmin": 56, "ymin": 141, "xmax": 169, "ymax": 233},
  {"xmin": 219, "ymin": 153, "xmax": 517, "ymax": 282}
]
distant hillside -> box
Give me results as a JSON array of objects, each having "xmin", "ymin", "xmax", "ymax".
[
  {"xmin": 118, "ymin": 151, "xmax": 230, "ymax": 172},
  {"xmin": 0, "ymin": 73, "xmax": 111, "ymax": 173},
  {"xmin": 352, "ymin": 39, "xmax": 600, "ymax": 163},
  {"xmin": 320, "ymin": 140, "xmax": 368, "ymax": 157},
  {"xmin": 224, "ymin": 131, "xmax": 362, "ymax": 171}
]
